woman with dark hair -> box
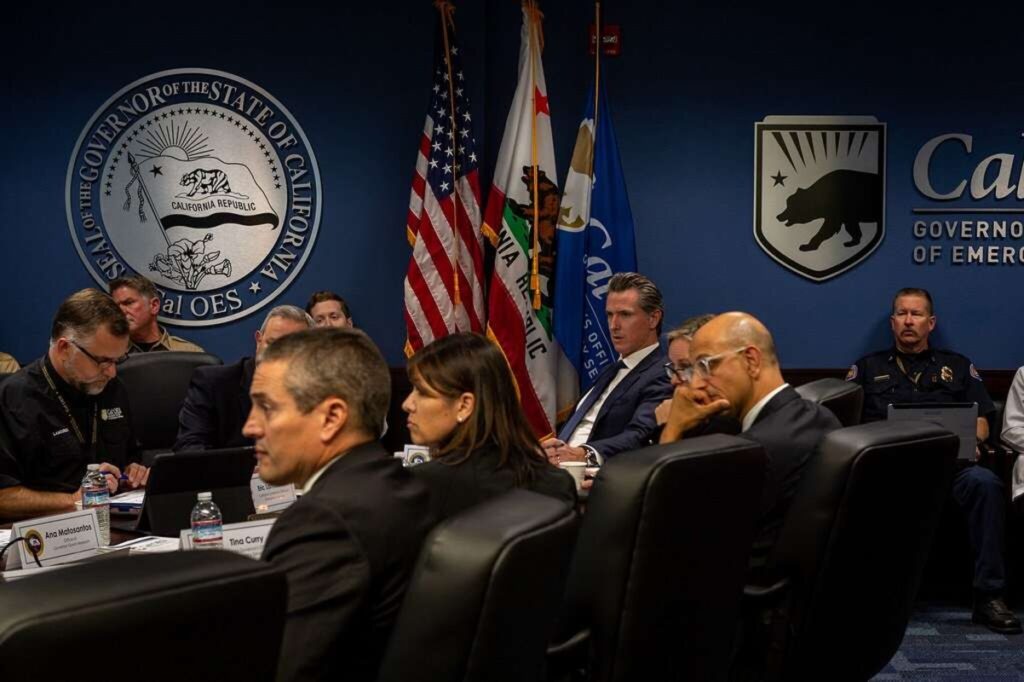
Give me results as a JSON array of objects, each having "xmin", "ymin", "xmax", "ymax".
[{"xmin": 403, "ymin": 333, "xmax": 576, "ymax": 520}]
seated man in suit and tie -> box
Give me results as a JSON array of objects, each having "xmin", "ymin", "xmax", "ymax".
[
  {"xmin": 542, "ymin": 272, "xmax": 673, "ymax": 466},
  {"xmin": 245, "ymin": 328, "xmax": 434, "ymax": 682},
  {"xmin": 659, "ymin": 312, "xmax": 840, "ymax": 575},
  {"xmin": 174, "ymin": 305, "xmax": 314, "ymax": 451}
]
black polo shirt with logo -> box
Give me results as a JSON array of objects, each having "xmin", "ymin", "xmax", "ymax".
[
  {"xmin": 847, "ymin": 347, "xmax": 995, "ymax": 424},
  {"xmin": 0, "ymin": 356, "xmax": 140, "ymax": 492}
]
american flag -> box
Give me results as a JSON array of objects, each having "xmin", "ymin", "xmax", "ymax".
[{"xmin": 404, "ymin": 6, "xmax": 485, "ymax": 355}]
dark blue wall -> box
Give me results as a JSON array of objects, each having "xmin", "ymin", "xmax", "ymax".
[{"xmin": 4, "ymin": 2, "xmax": 1024, "ymax": 371}]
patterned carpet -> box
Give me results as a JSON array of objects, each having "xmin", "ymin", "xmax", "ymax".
[{"xmin": 872, "ymin": 604, "xmax": 1024, "ymax": 680}]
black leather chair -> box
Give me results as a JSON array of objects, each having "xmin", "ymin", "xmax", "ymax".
[
  {"xmin": 741, "ymin": 420, "xmax": 959, "ymax": 682},
  {"xmin": 117, "ymin": 351, "xmax": 221, "ymax": 459},
  {"xmin": 795, "ymin": 377, "xmax": 863, "ymax": 427},
  {"xmin": 377, "ymin": 489, "xmax": 578, "ymax": 682},
  {"xmin": 550, "ymin": 434, "xmax": 767, "ymax": 682},
  {"xmin": 0, "ymin": 551, "xmax": 287, "ymax": 681}
]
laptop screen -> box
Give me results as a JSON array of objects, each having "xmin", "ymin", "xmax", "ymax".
[{"xmin": 886, "ymin": 402, "xmax": 978, "ymax": 460}]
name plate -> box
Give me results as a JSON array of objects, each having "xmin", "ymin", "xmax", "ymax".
[
  {"xmin": 8, "ymin": 509, "xmax": 102, "ymax": 570},
  {"xmin": 180, "ymin": 518, "xmax": 276, "ymax": 560},
  {"xmin": 402, "ymin": 444, "xmax": 431, "ymax": 467},
  {"xmin": 250, "ymin": 473, "xmax": 296, "ymax": 513}
]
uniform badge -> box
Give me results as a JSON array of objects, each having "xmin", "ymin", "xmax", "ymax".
[
  {"xmin": 969, "ymin": 364, "xmax": 982, "ymax": 381},
  {"xmin": 940, "ymin": 366, "xmax": 953, "ymax": 383},
  {"xmin": 845, "ymin": 364, "xmax": 857, "ymax": 381}
]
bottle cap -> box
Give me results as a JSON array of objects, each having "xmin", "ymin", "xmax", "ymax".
[{"xmin": 198, "ymin": 491, "xmax": 212, "ymax": 501}]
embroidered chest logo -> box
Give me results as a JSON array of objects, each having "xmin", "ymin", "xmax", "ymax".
[{"xmin": 100, "ymin": 407, "xmax": 124, "ymax": 421}]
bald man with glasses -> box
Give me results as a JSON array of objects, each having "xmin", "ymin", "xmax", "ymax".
[
  {"xmin": 659, "ymin": 312, "xmax": 840, "ymax": 576},
  {"xmin": 0, "ymin": 289, "xmax": 147, "ymax": 521}
]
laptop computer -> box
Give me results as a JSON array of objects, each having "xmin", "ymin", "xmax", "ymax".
[
  {"xmin": 124, "ymin": 447, "xmax": 258, "ymax": 537},
  {"xmin": 886, "ymin": 402, "xmax": 978, "ymax": 460}
]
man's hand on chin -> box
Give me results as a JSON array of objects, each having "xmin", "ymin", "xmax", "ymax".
[{"xmin": 659, "ymin": 386, "xmax": 730, "ymax": 444}]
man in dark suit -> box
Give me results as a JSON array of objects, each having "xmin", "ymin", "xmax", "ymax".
[
  {"xmin": 174, "ymin": 305, "xmax": 313, "ymax": 450},
  {"xmin": 245, "ymin": 328, "xmax": 434, "ymax": 682},
  {"xmin": 659, "ymin": 312, "xmax": 841, "ymax": 573},
  {"xmin": 542, "ymin": 272, "xmax": 673, "ymax": 465}
]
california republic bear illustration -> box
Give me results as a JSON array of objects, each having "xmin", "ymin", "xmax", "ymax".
[
  {"xmin": 509, "ymin": 165, "xmax": 560, "ymax": 303},
  {"xmin": 777, "ymin": 169, "xmax": 881, "ymax": 252}
]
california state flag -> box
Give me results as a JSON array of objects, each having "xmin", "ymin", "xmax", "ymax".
[{"xmin": 484, "ymin": 0, "xmax": 575, "ymax": 438}]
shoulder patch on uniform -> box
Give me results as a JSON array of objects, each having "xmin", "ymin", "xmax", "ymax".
[
  {"xmin": 970, "ymin": 364, "xmax": 982, "ymax": 381},
  {"xmin": 845, "ymin": 364, "xmax": 857, "ymax": 381}
]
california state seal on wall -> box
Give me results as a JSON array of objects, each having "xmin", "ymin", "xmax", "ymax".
[{"xmin": 65, "ymin": 68, "xmax": 321, "ymax": 326}]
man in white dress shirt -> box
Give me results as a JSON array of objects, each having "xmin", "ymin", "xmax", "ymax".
[{"xmin": 543, "ymin": 272, "xmax": 672, "ymax": 466}]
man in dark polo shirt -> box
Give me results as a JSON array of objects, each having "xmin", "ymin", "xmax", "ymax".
[
  {"xmin": 109, "ymin": 274, "xmax": 204, "ymax": 354},
  {"xmin": 0, "ymin": 289, "xmax": 147, "ymax": 520},
  {"xmin": 848, "ymin": 287, "xmax": 1020, "ymax": 634}
]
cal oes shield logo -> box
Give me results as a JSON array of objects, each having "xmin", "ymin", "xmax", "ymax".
[
  {"xmin": 754, "ymin": 116, "xmax": 885, "ymax": 282},
  {"xmin": 66, "ymin": 69, "xmax": 321, "ymax": 326}
]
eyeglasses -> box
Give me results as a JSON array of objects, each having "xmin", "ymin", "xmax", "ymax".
[
  {"xmin": 669, "ymin": 346, "xmax": 749, "ymax": 383},
  {"xmin": 663, "ymin": 361, "xmax": 693, "ymax": 383},
  {"xmin": 70, "ymin": 340, "xmax": 128, "ymax": 369}
]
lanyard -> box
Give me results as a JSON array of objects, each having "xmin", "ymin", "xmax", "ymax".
[
  {"xmin": 41, "ymin": 362, "xmax": 98, "ymax": 450},
  {"xmin": 894, "ymin": 355, "xmax": 923, "ymax": 387}
]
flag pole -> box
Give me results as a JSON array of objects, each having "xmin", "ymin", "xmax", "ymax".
[
  {"xmin": 436, "ymin": 0, "xmax": 462, "ymax": 311},
  {"xmin": 128, "ymin": 152, "xmax": 171, "ymax": 247},
  {"xmin": 592, "ymin": 0, "xmax": 601, "ymax": 166},
  {"xmin": 527, "ymin": 0, "xmax": 543, "ymax": 311}
]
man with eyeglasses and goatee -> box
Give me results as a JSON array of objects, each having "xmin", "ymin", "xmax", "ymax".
[
  {"xmin": 0, "ymin": 289, "xmax": 147, "ymax": 521},
  {"xmin": 659, "ymin": 311, "xmax": 840, "ymax": 575}
]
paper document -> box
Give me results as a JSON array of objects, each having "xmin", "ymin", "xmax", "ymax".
[
  {"xmin": 111, "ymin": 536, "xmax": 180, "ymax": 553},
  {"xmin": 110, "ymin": 490, "xmax": 146, "ymax": 507}
]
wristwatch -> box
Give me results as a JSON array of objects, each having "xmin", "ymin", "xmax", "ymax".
[{"xmin": 581, "ymin": 444, "xmax": 601, "ymax": 467}]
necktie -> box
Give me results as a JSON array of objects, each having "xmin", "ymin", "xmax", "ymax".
[{"xmin": 557, "ymin": 359, "xmax": 626, "ymax": 442}]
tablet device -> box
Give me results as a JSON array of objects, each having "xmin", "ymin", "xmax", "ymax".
[
  {"xmin": 134, "ymin": 446, "xmax": 257, "ymax": 537},
  {"xmin": 886, "ymin": 402, "xmax": 978, "ymax": 460}
]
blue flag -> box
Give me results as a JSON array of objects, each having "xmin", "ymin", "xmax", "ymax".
[{"xmin": 553, "ymin": 76, "xmax": 638, "ymax": 398}]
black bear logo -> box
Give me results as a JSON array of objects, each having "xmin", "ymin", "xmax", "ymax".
[{"xmin": 776, "ymin": 169, "xmax": 881, "ymax": 252}]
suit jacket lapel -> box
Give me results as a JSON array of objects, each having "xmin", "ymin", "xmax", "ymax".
[
  {"xmin": 593, "ymin": 349, "xmax": 661, "ymax": 425},
  {"xmin": 750, "ymin": 385, "xmax": 799, "ymax": 428}
]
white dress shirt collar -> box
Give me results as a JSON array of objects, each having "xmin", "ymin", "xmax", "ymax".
[
  {"xmin": 622, "ymin": 342, "xmax": 660, "ymax": 368},
  {"xmin": 301, "ymin": 454, "xmax": 344, "ymax": 494},
  {"xmin": 741, "ymin": 383, "xmax": 789, "ymax": 432}
]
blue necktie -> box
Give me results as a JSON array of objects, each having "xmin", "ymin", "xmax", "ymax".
[{"xmin": 557, "ymin": 360, "xmax": 625, "ymax": 442}]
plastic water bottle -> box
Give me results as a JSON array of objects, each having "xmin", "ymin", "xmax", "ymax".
[
  {"xmin": 82, "ymin": 464, "xmax": 110, "ymax": 546},
  {"xmin": 190, "ymin": 492, "xmax": 224, "ymax": 550}
]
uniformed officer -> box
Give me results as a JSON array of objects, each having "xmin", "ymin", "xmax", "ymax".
[
  {"xmin": 848, "ymin": 287, "xmax": 1020, "ymax": 634},
  {"xmin": 0, "ymin": 289, "xmax": 148, "ymax": 521},
  {"xmin": 109, "ymin": 274, "xmax": 204, "ymax": 353},
  {"xmin": 0, "ymin": 351, "xmax": 18, "ymax": 374}
]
